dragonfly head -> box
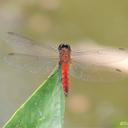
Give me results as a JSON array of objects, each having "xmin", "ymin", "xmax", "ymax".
[
  {"xmin": 58, "ymin": 43, "xmax": 71, "ymax": 64},
  {"xmin": 58, "ymin": 43, "xmax": 71, "ymax": 51}
]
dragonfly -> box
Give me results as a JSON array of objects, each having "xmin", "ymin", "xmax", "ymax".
[{"xmin": 2, "ymin": 32, "xmax": 128, "ymax": 96}]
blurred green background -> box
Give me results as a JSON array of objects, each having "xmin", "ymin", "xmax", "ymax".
[{"xmin": 0, "ymin": 0, "xmax": 128, "ymax": 127}]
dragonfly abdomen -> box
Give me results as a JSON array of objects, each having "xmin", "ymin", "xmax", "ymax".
[{"xmin": 61, "ymin": 63, "xmax": 69, "ymax": 96}]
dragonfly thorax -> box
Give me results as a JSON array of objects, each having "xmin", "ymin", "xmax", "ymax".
[{"xmin": 58, "ymin": 43, "xmax": 71, "ymax": 64}]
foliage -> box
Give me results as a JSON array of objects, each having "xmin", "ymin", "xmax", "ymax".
[{"xmin": 3, "ymin": 66, "xmax": 65, "ymax": 128}]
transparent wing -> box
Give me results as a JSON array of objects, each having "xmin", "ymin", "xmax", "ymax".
[
  {"xmin": 71, "ymin": 45, "xmax": 128, "ymax": 80},
  {"xmin": 4, "ymin": 53, "xmax": 58, "ymax": 74},
  {"xmin": 2, "ymin": 32, "xmax": 58, "ymax": 57},
  {"xmin": 72, "ymin": 42, "xmax": 127, "ymax": 56},
  {"xmin": 72, "ymin": 47, "xmax": 128, "ymax": 64},
  {"xmin": 70, "ymin": 61, "xmax": 127, "ymax": 82}
]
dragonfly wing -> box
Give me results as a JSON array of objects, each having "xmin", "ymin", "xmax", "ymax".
[
  {"xmin": 4, "ymin": 53, "xmax": 58, "ymax": 74},
  {"xmin": 2, "ymin": 32, "xmax": 57, "ymax": 56},
  {"xmin": 72, "ymin": 47, "xmax": 128, "ymax": 64},
  {"xmin": 69, "ymin": 61, "xmax": 127, "ymax": 82}
]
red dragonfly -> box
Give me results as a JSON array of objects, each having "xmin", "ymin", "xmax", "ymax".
[{"xmin": 3, "ymin": 32, "xmax": 127, "ymax": 96}]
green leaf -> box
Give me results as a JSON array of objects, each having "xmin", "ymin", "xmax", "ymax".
[{"xmin": 3, "ymin": 66, "xmax": 65, "ymax": 128}]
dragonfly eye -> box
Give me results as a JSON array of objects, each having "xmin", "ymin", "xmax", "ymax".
[{"xmin": 58, "ymin": 43, "xmax": 71, "ymax": 51}]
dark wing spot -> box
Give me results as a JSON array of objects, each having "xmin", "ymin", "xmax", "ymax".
[
  {"xmin": 8, "ymin": 53, "xmax": 15, "ymax": 55},
  {"xmin": 115, "ymin": 68, "xmax": 122, "ymax": 72},
  {"xmin": 118, "ymin": 48, "xmax": 125, "ymax": 51},
  {"xmin": 7, "ymin": 32, "xmax": 15, "ymax": 35}
]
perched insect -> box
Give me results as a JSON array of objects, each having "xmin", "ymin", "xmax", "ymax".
[
  {"xmin": 3, "ymin": 32, "xmax": 127, "ymax": 96},
  {"xmin": 58, "ymin": 43, "xmax": 71, "ymax": 95}
]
